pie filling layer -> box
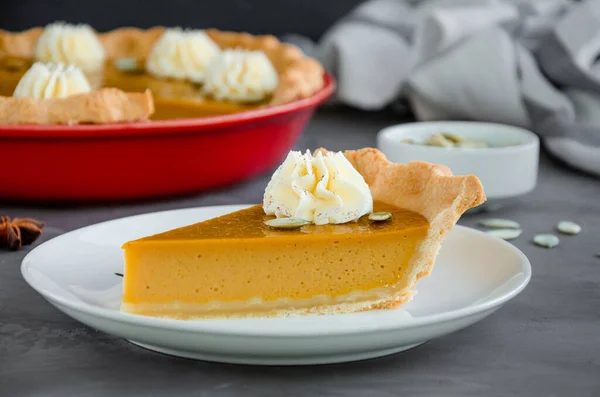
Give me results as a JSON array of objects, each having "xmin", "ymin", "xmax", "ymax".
[{"xmin": 121, "ymin": 203, "xmax": 430, "ymax": 318}]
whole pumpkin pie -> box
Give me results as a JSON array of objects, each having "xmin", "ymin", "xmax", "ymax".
[
  {"xmin": 121, "ymin": 148, "xmax": 486, "ymax": 318},
  {"xmin": 0, "ymin": 22, "xmax": 324, "ymax": 122}
]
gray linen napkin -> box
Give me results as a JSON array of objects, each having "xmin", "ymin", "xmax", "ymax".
[{"xmin": 284, "ymin": 0, "xmax": 600, "ymax": 177}]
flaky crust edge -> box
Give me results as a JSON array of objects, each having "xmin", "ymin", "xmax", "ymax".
[
  {"xmin": 0, "ymin": 88, "xmax": 154, "ymax": 124},
  {"xmin": 316, "ymin": 147, "xmax": 486, "ymax": 311},
  {"xmin": 0, "ymin": 27, "xmax": 325, "ymax": 106}
]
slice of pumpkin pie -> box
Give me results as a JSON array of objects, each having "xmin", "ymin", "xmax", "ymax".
[{"xmin": 121, "ymin": 148, "xmax": 485, "ymax": 318}]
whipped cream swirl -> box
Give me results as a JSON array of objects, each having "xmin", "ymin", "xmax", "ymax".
[
  {"xmin": 35, "ymin": 22, "xmax": 105, "ymax": 70},
  {"xmin": 13, "ymin": 62, "xmax": 92, "ymax": 99},
  {"xmin": 263, "ymin": 150, "xmax": 373, "ymax": 225},
  {"xmin": 146, "ymin": 28, "xmax": 221, "ymax": 83},
  {"xmin": 203, "ymin": 49, "xmax": 279, "ymax": 103}
]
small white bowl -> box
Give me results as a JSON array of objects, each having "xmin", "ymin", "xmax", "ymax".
[{"xmin": 377, "ymin": 121, "xmax": 539, "ymax": 202}]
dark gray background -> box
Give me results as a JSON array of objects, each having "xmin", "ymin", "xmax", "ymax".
[
  {"xmin": 1, "ymin": 108, "xmax": 599, "ymax": 396},
  {"xmin": 1, "ymin": 0, "xmax": 362, "ymax": 39}
]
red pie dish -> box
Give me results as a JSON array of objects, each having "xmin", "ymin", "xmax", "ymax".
[{"xmin": 0, "ymin": 74, "xmax": 334, "ymax": 201}]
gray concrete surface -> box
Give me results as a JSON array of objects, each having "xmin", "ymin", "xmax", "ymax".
[{"xmin": 1, "ymin": 108, "xmax": 599, "ymax": 396}]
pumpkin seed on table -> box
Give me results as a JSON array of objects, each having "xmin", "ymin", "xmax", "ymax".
[
  {"xmin": 533, "ymin": 234, "xmax": 560, "ymax": 248},
  {"xmin": 556, "ymin": 221, "xmax": 581, "ymax": 235},
  {"xmin": 369, "ymin": 212, "xmax": 392, "ymax": 222},
  {"xmin": 486, "ymin": 229, "xmax": 522, "ymax": 240},
  {"xmin": 264, "ymin": 217, "xmax": 310, "ymax": 229},
  {"xmin": 478, "ymin": 218, "xmax": 520, "ymax": 229}
]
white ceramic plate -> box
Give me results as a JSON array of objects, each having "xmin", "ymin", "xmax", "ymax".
[{"xmin": 21, "ymin": 205, "xmax": 531, "ymax": 365}]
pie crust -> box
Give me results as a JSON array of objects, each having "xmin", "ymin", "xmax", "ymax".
[
  {"xmin": 0, "ymin": 88, "xmax": 154, "ymax": 124},
  {"xmin": 0, "ymin": 27, "xmax": 325, "ymax": 106}
]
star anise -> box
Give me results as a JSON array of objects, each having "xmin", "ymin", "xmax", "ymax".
[{"xmin": 0, "ymin": 216, "xmax": 44, "ymax": 251}]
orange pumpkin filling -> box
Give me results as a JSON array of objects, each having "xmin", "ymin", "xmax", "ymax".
[{"xmin": 121, "ymin": 202, "xmax": 429, "ymax": 318}]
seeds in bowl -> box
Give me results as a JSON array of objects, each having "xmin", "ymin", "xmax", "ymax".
[{"xmin": 400, "ymin": 132, "xmax": 518, "ymax": 149}]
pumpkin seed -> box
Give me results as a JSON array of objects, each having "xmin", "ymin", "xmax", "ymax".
[
  {"xmin": 478, "ymin": 218, "xmax": 520, "ymax": 229},
  {"xmin": 486, "ymin": 229, "xmax": 522, "ymax": 240},
  {"xmin": 533, "ymin": 234, "xmax": 560, "ymax": 248},
  {"xmin": 264, "ymin": 217, "xmax": 310, "ymax": 229},
  {"xmin": 114, "ymin": 57, "xmax": 143, "ymax": 73},
  {"xmin": 425, "ymin": 133, "xmax": 454, "ymax": 148},
  {"xmin": 368, "ymin": 212, "xmax": 392, "ymax": 222},
  {"xmin": 400, "ymin": 138, "xmax": 415, "ymax": 144},
  {"xmin": 441, "ymin": 132, "xmax": 464, "ymax": 144},
  {"xmin": 556, "ymin": 221, "xmax": 581, "ymax": 235}
]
